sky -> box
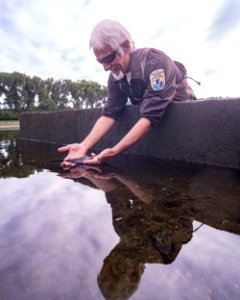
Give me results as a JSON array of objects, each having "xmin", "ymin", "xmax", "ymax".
[{"xmin": 0, "ymin": 0, "xmax": 240, "ymax": 98}]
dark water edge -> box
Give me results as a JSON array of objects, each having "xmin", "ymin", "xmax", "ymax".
[{"xmin": 0, "ymin": 130, "xmax": 240, "ymax": 300}]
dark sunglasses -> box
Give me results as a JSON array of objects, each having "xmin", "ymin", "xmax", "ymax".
[{"xmin": 97, "ymin": 50, "xmax": 117, "ymax": 65}]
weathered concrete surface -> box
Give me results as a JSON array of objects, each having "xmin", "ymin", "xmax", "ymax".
[{"xmin": 19, "ymin": 98, "xmax": 240, "ymax": 169}]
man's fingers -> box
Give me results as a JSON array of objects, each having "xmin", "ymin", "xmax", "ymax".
[
  {"xmin": 83, "ymin": 156, "xmax": 102, "ymax": 165},
  {"xmin": 60, "ymin": 160, "xmax": 75, "ymax": 168},
  {"xmin": 58, "ymin": 145, "xmax": 70, "ymax": 152},
  {"xmin": 83, "ymin": 158, "xmax": 97, "ymax": 165}
]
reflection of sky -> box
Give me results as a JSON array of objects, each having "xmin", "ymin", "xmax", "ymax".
[
  {"xmin": 0, "ymin": 170, "xmax": 118, "ymax": 299},
  {"xmin": 0, "ymin": 169, "xmax": 240, "ymax": 299},
  {"xmin": 0, "ymin": 140, "xmax": 11, "ymax": 158},
  {"xmin": 0, "ymin": 148, "xmax": 8, "ymax": 158},
  {"xmin": 132, "ymin": 222, "xmax": 240, "ymax": 300}
]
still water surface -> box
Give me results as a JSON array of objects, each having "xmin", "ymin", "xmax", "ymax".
[{"xmin": 0, "ymin": 130, "xmax": 240, "ymax": 300}]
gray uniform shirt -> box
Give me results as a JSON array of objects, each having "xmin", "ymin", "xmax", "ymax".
[{"xmin": 103, "ymin": 48, "xmax": 197, "ymax": 126}]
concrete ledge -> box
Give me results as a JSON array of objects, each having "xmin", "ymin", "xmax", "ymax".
[{"xmin": 19, "ymin": 98, "xmax": 240, "ymax": 169}]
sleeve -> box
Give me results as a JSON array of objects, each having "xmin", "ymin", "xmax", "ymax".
[
  {"xmin": 140, "ymin": 49, "xmax": 178, "ymax": 127},
  {"xmin": 102, "ymin": 74, "xmax": 128, "ymax": 120}
]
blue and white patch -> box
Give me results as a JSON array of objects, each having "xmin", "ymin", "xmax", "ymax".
[{"xmin": 150, "ymin": 69, "xmax": 165, "ymax": 91}]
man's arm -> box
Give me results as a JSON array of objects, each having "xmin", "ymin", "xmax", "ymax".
[
  {"xmin": 84, "ymin": 117, "xmax": 151, "ymax": 164},
  {"xmin": 81, "ymin": 115, "xmax": 116, "ymax": 149},
  {"xmin": 112, "ymin": 117, "xmax": 151, "ymax": 154}
]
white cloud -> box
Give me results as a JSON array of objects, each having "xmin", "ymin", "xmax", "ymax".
[
  {"xmin": 0, "ymin": 170, "xmax": 118, "ymax": 299},
  {"xmin": 0, "ymin": 0, "xmax": 240, "ymax": 97}
]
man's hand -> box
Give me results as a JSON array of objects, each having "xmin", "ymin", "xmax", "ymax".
[
  {"xmin": 57, "ymin": 116, "xmax": 116, "ymax": 169},
  {"xmin": 58, "ymin": 143, "xmax": 88, "ymax": 168},
  {"xmin": 83, "ymin": 148, "xmax": 116, "ymax": 165}
]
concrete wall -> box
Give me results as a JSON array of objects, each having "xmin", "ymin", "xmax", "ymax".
[{"xmin": 19, "ymin": 98, "xmax": 240, "ymax": 169}]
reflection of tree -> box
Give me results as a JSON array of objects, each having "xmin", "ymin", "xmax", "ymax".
[
  {"xmin": 190, "ymin": 167, "xmax": 240, "ymax": 235},
  {"xmin": 0, "ymin": 131, "xmax": 39, "ymax": 178},
  {"xmin": 0, "ymin": 130, "xmax": 19, "ymax": 141}
]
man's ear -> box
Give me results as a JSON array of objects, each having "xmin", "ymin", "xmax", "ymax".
[{"xmin": 121, "ymin": 40, "xmax": 131, "ymax": 53}]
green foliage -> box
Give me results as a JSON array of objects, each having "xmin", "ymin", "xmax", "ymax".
[
  {"xmin": 0, "ymin": 109, "xmax": 19, "ymax": 120},
  {"xmin": 77, "ymin": 79, "xmax": 107, "ymax": 108},
  {"xmin": 0, "ymin": 131, "xmax": 37, "ymax": 178},
  {"xmin": 0, "ymin": 72, "xmax": 107, "ymax": 113}
]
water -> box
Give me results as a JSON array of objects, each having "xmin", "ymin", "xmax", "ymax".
[{"xmin": 0, "ymin": 130, "xmax": 240, "ymax": 300}]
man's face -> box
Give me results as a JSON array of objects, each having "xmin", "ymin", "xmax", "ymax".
[{"xmin": 94, "ymin": 44, "xmax": 130, "ymax": 77}]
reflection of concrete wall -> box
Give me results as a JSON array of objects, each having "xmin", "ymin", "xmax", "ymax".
[{"xmin": 20, "ymin": 99, "xmax": 240, "ymax": 169}]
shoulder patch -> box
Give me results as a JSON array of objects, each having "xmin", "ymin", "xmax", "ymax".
[{"xmin": 150, "ymin": 69, "xmax": 165, "ymax": 91}]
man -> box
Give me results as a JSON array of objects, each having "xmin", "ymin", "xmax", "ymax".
[{"xmin": 58, "ymin": 19, "xmax": 197, "ymax": 166}]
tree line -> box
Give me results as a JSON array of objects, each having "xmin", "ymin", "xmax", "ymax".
[{"xmin": 0, "ymin": 72, "xmax": 108, "ymax": 119}]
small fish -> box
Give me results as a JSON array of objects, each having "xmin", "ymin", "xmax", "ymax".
[
  {"xmin": 65, "ymin": 155, "xmax": 92, "ymax": 165},
  {"xmin": 62, "ymin": 155, "xmax": 102, "ymax": 173},
  {"xmin": 50, "ymin": 155, "xmax": 92, "ymax": 166}
]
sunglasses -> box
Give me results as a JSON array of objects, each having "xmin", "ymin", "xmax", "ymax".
[{"xmin": 97, "ymin": 50, "xmax": 118, "ymax": 65}]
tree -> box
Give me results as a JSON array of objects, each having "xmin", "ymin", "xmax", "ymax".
[
  {"xmin": 69, "ymin": 80, "xmax": 84, "ymax": 109},
  {"xmin": 23, "ymin": 75, "xmax": 42, "ymax": 111},
  {"xmin": 38, "ymin": 78, "xmax": 56, "ymax": 111},
  {"xmin": 0, "ymin": 72, "xmax": 107, "ymax": 113},
  {"xmin": 51, "ymin": 79, "xmax": 70, "ymax": 110},
  {"xmin": 79, "ymin": 80, "xmax": 107, "ymax": 108}
]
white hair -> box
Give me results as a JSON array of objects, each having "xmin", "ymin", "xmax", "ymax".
[{"xmin": 89, "ymin": 19, "xmax": 135, "ymax": 52}]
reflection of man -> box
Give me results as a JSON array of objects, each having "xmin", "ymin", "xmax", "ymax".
[
  {"xmin": 60, "ymin": 166, "xmax": 193, "ymax": 300},
  {"xmin": 97, "ymin": 242, "xmax": 144, "ymax": 300}
]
